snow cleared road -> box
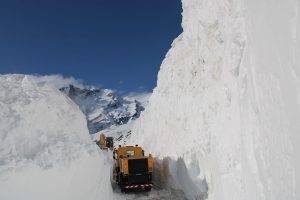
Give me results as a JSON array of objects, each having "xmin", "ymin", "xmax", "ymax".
[
  {"xmin": 111, "ymin": 180, "xmax": 187, "ymax": 200},
  {"xmin": 119, "ymin": 188, "xmax": 187, "ymax": 200},
  {"xmin": 102, "ymin": 148, "xmax": 190, "ymax": 200},
  {"xmin": 108, "ymin": 153, "xmax": 206, "ymax": 200},
  {"xmin": 2, "ymin": 0, "xmax": 300, "ymax": 199}
]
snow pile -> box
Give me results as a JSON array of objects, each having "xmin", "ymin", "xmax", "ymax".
[
  {"xmin": 131, "ymin": 0, "xmax": 300, "ymax": 199},
  {"xmin": 0, "ymin": 75, "xmax": 116, "ymax": 200}
]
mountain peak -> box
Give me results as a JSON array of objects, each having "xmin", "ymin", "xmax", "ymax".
[{"xmin": 60, "ymin": 85, "xmax": 144, "ymax": 134}]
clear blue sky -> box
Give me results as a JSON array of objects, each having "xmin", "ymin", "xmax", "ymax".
[{"xmin": 0, "ymin": 0, "xmax": 182, "ymax": 93}]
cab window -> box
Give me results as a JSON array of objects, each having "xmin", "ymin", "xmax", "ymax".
[{"xmin": 126, "ymin": 150, "xmax": 135, "ymax": 157}]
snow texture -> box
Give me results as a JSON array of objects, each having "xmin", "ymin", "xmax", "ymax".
[
  {"xmin": 0, "ymin": 75, "xmax": 116, "ymax": 200},
  {"xmin": 131, "ymin": 0, "xmax": 300, "ymax": 199}
]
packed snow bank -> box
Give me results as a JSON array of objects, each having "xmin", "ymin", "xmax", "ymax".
[
  {"xmin": 131, "ymin": 0, "xmax": 300, "ymax": 199},
  {"xmin": 152, "ymin": 157, "xmax": 207, "ymax": 200},
  {"xmin": 0, "ymin": 75, "xmax": 116, "ymax": 200}
]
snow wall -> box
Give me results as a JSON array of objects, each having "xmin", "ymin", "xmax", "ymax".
[
  {"xmin": 0, "ymin": 75, "xmax": 116, "ymax": 200},
  {"xmin": 131, "ymin": 0, "xmax": 300, "ymax": 199}
]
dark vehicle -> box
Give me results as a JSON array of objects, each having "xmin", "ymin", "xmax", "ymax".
[
  {"xmin": 106, "ymin": 137, "xmax": 114, "ymax": 150},
  {"xmin": 98, "ymin": 134, "xmax": 114, "ymax": 150}
]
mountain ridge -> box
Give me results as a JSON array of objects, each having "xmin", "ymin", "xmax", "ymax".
[{"xmin": 60, "ymin": 84, "xmax": 145, "ymax": 135}]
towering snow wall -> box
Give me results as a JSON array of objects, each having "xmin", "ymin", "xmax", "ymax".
[
  {"xmin": 131, "ymin": 0, "xmax": 300, "ymax": 199},
  {"xmin": 0, "ymin": 75, "xmax": 116, "ymax": 200}
]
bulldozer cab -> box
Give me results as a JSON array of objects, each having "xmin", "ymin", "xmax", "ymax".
[
  {"xmin": 117, "ymin": 146, "xmax": 143, "ymax": 157},
  {"xmin": 115, "ymin": 146, "xmax": 144, "ymax": 167}
]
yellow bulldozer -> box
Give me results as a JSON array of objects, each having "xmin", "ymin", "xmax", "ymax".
[
  {"xmin": 98, "ymin": 133, "xmax": 114, "ymax": 150},
  {"xmin": 113, "ymin": 145, "xmax": 153, "ymax": 192}
]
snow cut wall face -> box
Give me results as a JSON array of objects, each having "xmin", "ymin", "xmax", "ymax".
[
  {"xmin": 132, "ymin": 0, "xmax": 300, "ymax": 199},
  {"xmin": 0, "ymin": 75, "xmax": 115, "ymax": 200}
]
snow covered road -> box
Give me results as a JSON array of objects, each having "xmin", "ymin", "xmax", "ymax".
[
  {"xmin": 121, "ymin": 188, "xmax": 187, "ymax": 200},
  {"xmin": 108, "ymin": 154, "xmax": 207, "ymax": 200},
  {"xmin": 2, "ymin": 0, "xmax": 300, "ymax": 199}
]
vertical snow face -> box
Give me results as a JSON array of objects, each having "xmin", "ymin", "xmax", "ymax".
[
  {"xmin": 131, "ymin": 0, "xmax": 300, "ymax": 199},
  {"xmin": 0, "ymin": 75, "xmax": 116, "ymax": 200},
  {"xmin": 243, "ymin": 0, "xmax": 300, "ymax": 199}
]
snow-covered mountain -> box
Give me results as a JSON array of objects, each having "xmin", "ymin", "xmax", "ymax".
[
  {"xmin": 130, "ymin": 0, "xmax": 300, "ymax": 200},
  {"xmin": 60, "ymin": 85, "xmax": 144, "ymax": 135}
]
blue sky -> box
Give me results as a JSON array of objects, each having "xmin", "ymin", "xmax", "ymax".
[{"xmin": 0, "ymin": 0, "xmax": 182, "ymax": 93}]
